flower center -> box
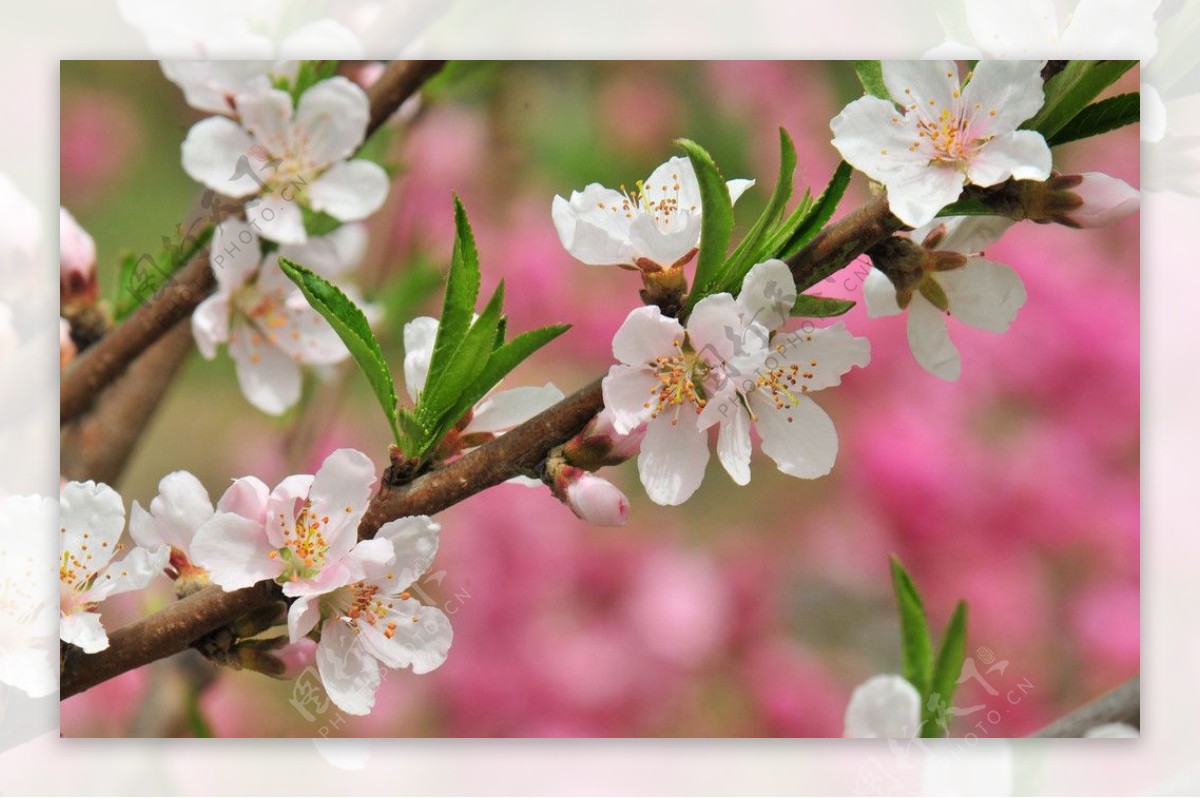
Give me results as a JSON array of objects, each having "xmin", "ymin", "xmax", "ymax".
[
  {"xmin": 275, "ymin": 499, "xmax": 332, "ymax": 580},
  {"xmin": 601, "ymin": 174, "xmax": 698, "ymax": 227},
  {"xmin": 327, "ymin": 580, "xmax": 416, "ymax": 640},
  {"xmin": 748, "ymin": 344, "xmax": 818, "ymax": 423},
  {"xmin": 645, "ymin": 337, "xmax": 711, "ymax": 424}
]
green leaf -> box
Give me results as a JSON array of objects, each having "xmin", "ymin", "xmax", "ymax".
[
  {"xmin": 853, "ymin": 60, "xmax": 890, "ymax": 99},
  {"xmin": 421, "ymin": 197, "xmax": 481, "ymax": 405},
  {"xmin": 1023, "ymin": 60, "xmax": 1138, "ymax": 140},
  {"xmin": 395, "ymin": 409, "xmax": 430, "ymax": 455},
  {"xmin": 923, "ymin": 601, "xmax": 969, "ymax": 738},
  {"xmin": 676, "ymin": 138, "xmax": 735, "ymax": 312},
  {"xmin": 890, "ymin": 556, "xmax": 933, "ymax": 698},
  {"xmin": 416, "ymin": 282, "xmax": 507, "ymax": 454},
  {"xmin": 1047, "ymin": 92, "xmax": 1140, "ymax": 147},
  {"xmin": 447, "ymin": 323, "xmax": 570, "ymax": 428},
  {"xmin": 112, "ymin": 222, "xmax": 214, "ymax": 321},
  {"xmin": 290, "ymin": 60, "xmax": 340, "ymax": 103},
  {"xmin": 776, "ymin": 161, "xmax": 853, "ymax": 270},
  {"xmin": 791, "ymin": 294, "xmax": 856, "ymax": 318},
  {"xmin": 716, "ymin": 128, "xmax": 798, "ymax": 295},
  {"xmin": 278, "ymin": 256, "xmax": 401, "ymax": 446},
  {"xmin": 300, "ymin": 207, "xmax": 343, "ymax": 238}
]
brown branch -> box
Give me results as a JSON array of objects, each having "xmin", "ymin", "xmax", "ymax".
[
  {"xmin": 1032, "ymin": 675, "xmax": 1140, "ymax": 737},
  {"xmin": 59, "ymin": 59, "xmax": 447, "ymax": 427},
  {"xmin": 58, "ymin": 172, "xmax": 1038, "ymax": 698}
]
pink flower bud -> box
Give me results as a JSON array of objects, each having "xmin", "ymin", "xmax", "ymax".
[
  {"xmin": 60, "ymin": 317, "xmax": 77, "ymax": 368},
  {"xmin": 1066, "ymin": 172, "xmax": 1140, "ymax": 228},
  {"xmin": 563, "ymin": 469, "xmax": 630, "ymax": 527},
  {"xmin": 60, "ymin": 207, "xmax": 97, "ymax": 305},
  {"xmin": 562, "ymin": 409, "xmax": 646, "ymax": 469},
  {"xmin": 346, "ymin": 61, "xmax": 387, "ymax": 90}
]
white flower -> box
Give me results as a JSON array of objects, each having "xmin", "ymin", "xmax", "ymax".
[
  {"xmin": 863, "ymin": 216, "xmax": 1025, "ymax": 381},
  {"xmin": 181, "ymin": 75, "xmax": 388, "ymax": 244},
  {"xmin": 552, "ymin": 155, "xmax": 754, "ymax": 271},
  {"xmin": 844, "ymin": 674, "xmax": 922, "ymax": 738},
  {"xmin": 59, "ymin": 481, "xmax": 169, "ymax": 654},
  {"xmin": 0, "ymin": 494, "xmax": 58, "ymax": 698},
  {"xmin": 927, "ymin": 0, "xmax": 1158, "ymax": 60},
  {"xmin": 118, "ymin": 0, "xmax": 366, "ymax": 59},
  {"xmin": 192, "ymin": 219, "xmax": 365, "ymax": 415},
  {"xmin": 128, "ymin": 471, "xmax": 216, "ymax": 580},
  {"xmin": 160, "ymin": 60, "xmax": 299, "ymax": 115},
  {"xmin": 702, "ymin": 260, "xmax": 871, "ymax": 485},
  {"xmin": 403, "ymin": 316, "xmax": 565, "ymax": 453},
  {"xmin": 192, "ymin": 448, "xmax": 377, "ymax": 597},
  {"xmin": 601, "ymin": 294, "xmax": 765, "ymax": 506},
  {"xmin": 287, "ymin": 515, "xmax": 451, "ymax": 716},
  {"xmin": 1085, "ymin": 722, "xmax": 1140, "ymax": 738},
  {"xmin": 832, "ymin": 61, "xmax": 1051, "ymax": 227}
]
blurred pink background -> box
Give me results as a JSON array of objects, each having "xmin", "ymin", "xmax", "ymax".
[{"xmin": 60, "ymin": 61, "xmax": 1139, "ymax": 738}]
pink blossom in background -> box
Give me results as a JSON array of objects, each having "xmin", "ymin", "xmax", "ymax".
[{"xmin": 60, "ymin": 91, "xmax": 142, "ymax": 209}]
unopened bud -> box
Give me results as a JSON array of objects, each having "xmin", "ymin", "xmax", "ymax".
[
  {"xmin": 562, "ymin": 408, "xmax": 645, "ymax": 469},
  {"xmin": 553, "ymin": 465, "xmax": 630, "ymax": 526},
  {"xmin": 1061, "ymin": 172, "xmax": 1140, "ymax": 228},
  {"xmin": 60, "ymin": 207, "xmax": 97, "ymax": 307},
  {"xmin": 60, "ymin": 317, "xmax": 76, "ymax": 368}
]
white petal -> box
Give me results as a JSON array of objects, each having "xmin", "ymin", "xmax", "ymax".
[
  {"xmin": 726, "ymin": 178, "xmax": 755, "ymax": 205},
  {"xmin": 295, "ymin": 77, "xmax": 370, "ymax": 167},
  {"xmin": 637, "ymin": 415, "xmax": 710, "ymax": 506},
  {"xmin": 60, "ymin": 612, "xmax": 109, "ymax": 654},
  {"xmin": 960, "ymin": 59, "xmax": 1047, "ymax": 136},
  {"xmin": 1085, "ymin": 722, "xmax": 1140, "ymax": 738},
  {"xmin": 464, "ymin": 383, "xmax": 564, "ymax": 435},
  {"xmin": 287, "ymin": 595, "xmax": 322, "ymax": 642},
  {"xmin": 830, "ymin": 97, "xmax": 928, "ymax": 183},
  {"xmin": 93, "ymin": 544, "xmax": 169, "ymax": 597},
  {"xmin": 1140, "ymin": 83, "xmax": 1166, "ymax": 143},
  {"xmin": 309, "ymin": 448, "xmax": 376, "ymax": 555},
  {"xmin": 216, "ymin": 475, "xmax": 271, "ymax": 524},
  {"xmin": 373, "ymin": 516, "xmax": 440, "ymax": 594},
  {"xmin": 644, "ymin": 156, "xmax": 701, "ymax": 208},
  {"xmin": 715, "ymin": 400, "xmax": 753, "ymax": 486},
  {"xmin": 280, "ymin": 20, "xmax": 365, "ymax": 59},
  {"xmin": 181, "ymin": 117, "xmax": 258, "ymax": 197},
  {"xmin": 0, "ymin": 649, "xmax": 56, "ymax": 698},
  {"xmin": 611, "ymin": 305, "xmax": 685, "ymax": 366},
  {"xmin": 278, "ymin": 224, "xmax": 364, "ymax": 279},
  {"xmin": 863, "ymin": 268, "xmax": 903, "ymax": 317},
  {"xmin": 190, "ymin": 512, "xmax": 283, "ymax": 590},
  {"xmin": 403, "ymin": 316, "xmax": 439, "ymax": 401},
  {"xmin": 628, "ymin": 208, "xmax": 701, "ymax": 267},
  {"xmin": 192, "ymin": 295, "xmax": 230, "ymax": 358},
  {"xmin": 939, "ymin": 258, "xmax": 1026, "ymax": 333},
  {"xmin": 881, "ymin": 60, "xmax": 959, "ymax": 111},
  {"xmin": 235, "ymin": 76, "xmax": 294, "ymax": 156},
  {"xmin": 551, "ymin": 187, "xmax": 637, "ymax": 267},
  {"xmin": 602, "ymin": 364, "xmax": 658, "ymax": 435},
  {"xmin": 844, "ymin": 674, "xmax": 922, "ymax": 738},
  {"xmin": 1060, "ymin": 0, "xmax": 1158, "ymax": 59},
  {"xmin": 316, "ymin": 618, "xmax": 382, "ymax": 716},
  {"xmin": 246, "ymin": 193, "xmax": 307, "ymax": 245},
  {"xmin": 688, "ymin": 292, "xmax": 756, "ymax": 367},
  {"xmin": 60, "ymin": 481, "xmax": 125, "ymax": 576},
  {"xmin": 308, "ymin": 160, "xmax": 389, "ymax": 222},
  {"xmin": 738, "ymin": 259, "xmax": 797, "ymax": 332},
  {"xmin": 751, "ymin": 394, "xmax": 839, "ymax": 479},
  {"xmin": 885, "ymin": 165, "xmax": 967, "ymax": 228},
  {"xmin": 129, "ymin": 470, "xmax": 214, "ymax": 554},
  {"xmin": 930, "ymin": 216, "xmax": 1015, "ymax": 255},
  {"xmin": 229, "ymin": 321, "xmax": 302, "ymax": 415},
  {"xmin": 967, "ymin": 130, "xmax": 1052, "ymax": 187},
  {"xmin": 772, "ymin": 321, "xmax": 872, "ymax": 392},
  {"xmin": 907, "ymin": 295, "xmax": 961, "ymax": 381},
  {"xmin": 209, "ymin": 218, "xmax": 262, "ymax": 291},
  {"xmin": 265, "ymin": 474, "xmax": 315, "ymax": 546},
  {"xmin": 160, "ymin": 60, "xmax": 276, "ymax": 115},
  {"xmin": 359, "ymin": 601, "xmax": 453, "ymax": 675},
  {"xmin": 963, "ymin": 0, "xmax": 1059, "ymax": 58}
]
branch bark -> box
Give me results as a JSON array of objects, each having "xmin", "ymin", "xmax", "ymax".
[
  {"xmin": 1031, "ymin": 675, "xmax": 1140, "ymax": 737},
  {"xmin": 59, "ymin": 59, "xmax": 447, "ymax": 427}
]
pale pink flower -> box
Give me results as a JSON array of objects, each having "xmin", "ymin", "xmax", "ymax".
[
  {"xmin": 59, "ymin": 481, "xmax": 169, "ymax": 653},
  {"xmin": 558, "ymin": 468, "xmax": 630, "ymax": 527},
  {"xmin": 59, "ymin": 207, "xmax": 97, "ymax": 305},
  {"xmin": 832, "ymin": 60, "xmax": 1051, "ymax": 227},
  {"xmin": 128, "ymin": 471, "xmax": 215, "ymax": 580},
  {"xmin": 1063, "ymin": 172, "xmax": 1140, "ymax": 228}
]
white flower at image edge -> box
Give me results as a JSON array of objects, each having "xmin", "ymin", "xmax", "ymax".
[
  {"xmin": 181, "ymin": 75, "xmax": 387, "ymax": 244},
  {"xmin": 0, "ymin": 494, "xmax": 58, "ymax": 698},
  {"xmin": 128, "ymin": 471, "xmax": 216, "ymax": 569},
  {"xmin": 552, "ymin": 155, "xmax": 754, "ymax": 269},
  {"xmin": 844, "ymin": 674, "xmax": 922, "ymax": 738},
  {"xmin": 193, "ymin": 219, "xmax": 366, "ymax": 415},
  {"xmin": 403, "ymin": 316, "xmax": 564, "ymax": 452},
  {"xmin": 287, "ymin": 515, "xmax": 452, "ymax": 716},
  {"xmin": 59, "ymin": 482, "xmax": 169, "ymax": 654},
  {"xmin": 831, "ymin": 60, "xmax": 1051, "ymax": 227},
  {"xmin": 160, "ymin": 60, "xmax": 300, "ymax": 115},
  {"xmin": 702, "ymin": 259, "xmax": 871, "ymax": 488},
  {"xmin": 863, "ymin": 217, "xmax": 1025, "ymax": 381}
]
